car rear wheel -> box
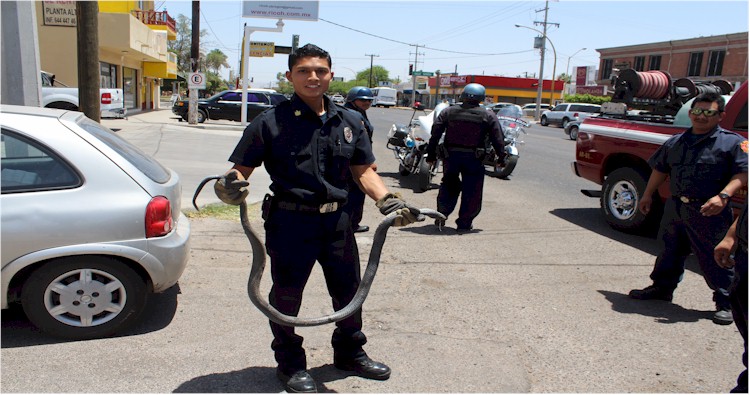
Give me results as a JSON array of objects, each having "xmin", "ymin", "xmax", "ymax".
[
  {"xmin": 568, "ymin": 125, "xmax": 579, "ymax": 140},
  {"xmin": 540, "ymin": 115, "xmax": 549, "ymax": 126},
  {"xmin": 21, "ymin": 256, "xmax": 148, "ymax": 340},
  {"xmin": 561, "ymin": 118, "xmax": 570, "ymax": 128}
]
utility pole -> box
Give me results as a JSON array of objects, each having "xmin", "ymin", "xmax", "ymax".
[
  {"xmin": 188, "ymin": 0, "xmax": 200, "ymax": 124},
  {"xmin": 365, "ymin": 54, "xmax": 379, "ymax": 87},
  {"xmin": 410, "ymin": 45, "xmax": 424, "ymax": 106},
  {"xmin": 76, "ymin": 1, "xmax": 100, "ymax": 122},
  {"xmin": 525, "ymin": 0, "xmax": 559, "ymax": 121}
]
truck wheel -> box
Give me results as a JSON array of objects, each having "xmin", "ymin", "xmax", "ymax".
[
  {"xmin": 568, "ymin": 125, "xmax": 579, "ymax": 140},
  {"xmin": 601, "ymin": 168, "xmax": 661, "ymax": 233},
  {"xmin": 20, "ymin": 256, "xmax": 148, "ymax": 340},
  {"xmin": 561, "ymin": 118, "xmax": 570, "ymax": 128},
  {"xmin": 540, "ymin": 115, "xmax": 549, "ymax": 126}
]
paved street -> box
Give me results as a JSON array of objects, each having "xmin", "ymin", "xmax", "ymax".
[{"xmin": 1, "ymin": 107, "xmax": 745, "ymax": 393}]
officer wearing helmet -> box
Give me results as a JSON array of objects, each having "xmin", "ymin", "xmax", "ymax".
[
  {"xmin": 342, "ymin": 86, "xmax": 375, "ymax": 232},
  {"xmin": 426, "ymin": 83, "xmax": 504, "ymax": 233}
]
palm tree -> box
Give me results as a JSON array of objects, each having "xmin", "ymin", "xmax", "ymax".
[{"xmin": 205, "ymin": 49, "xmax": 230, "ymax": 75}]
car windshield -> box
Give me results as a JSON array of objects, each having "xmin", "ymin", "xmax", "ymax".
[{"xmin": 76, "ymin": 117, "xmax": 171, "ymax": 183}]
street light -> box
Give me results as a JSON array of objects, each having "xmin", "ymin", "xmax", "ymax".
[
  {"xmin": 515, "ymin": 24, "xmax": 558, "ymax": 111},
  {"xmin": 565, "ymin": 47, "xmax": 586, "ymax": 95}
]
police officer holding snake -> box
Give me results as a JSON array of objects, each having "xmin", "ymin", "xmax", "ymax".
[
  {"xmin": 214, "ymin": 44, "xmax": 421, "ymax": 393},
  {"xmin": 426, "ymin": 83, "xmax": 505, "ymax": 233}
]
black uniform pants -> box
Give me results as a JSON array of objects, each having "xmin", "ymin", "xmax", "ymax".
[
  {"xmin": 264, "ymin": 206, "xmax": 367, "ymax": 374},
  {"xmin": 650, "ymin": 198, "xmax": 734, "ymax": 309},
  {"xmin": 730, "ymin": 245, "xmax": 748, "ymax": 393},
  {"xmin": 437, "ymin": 151, "xmax": 485, "ymax": 229},
  {"xmin": 343, "ymin": 175, "xmax": 366, "ymax": 228}
]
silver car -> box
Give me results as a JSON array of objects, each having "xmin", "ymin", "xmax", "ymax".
[
  {"xmin": 1, "ymin": 105, "xmax": 190, "ymax": 339},
  {"xmin": 540, "ymin": 103, "xmax": 601, "ymax": 128}
]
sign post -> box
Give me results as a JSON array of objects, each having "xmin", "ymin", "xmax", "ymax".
[{"xmin": 239, "ymin": 1, "xmax": 319, "ymax": 125}]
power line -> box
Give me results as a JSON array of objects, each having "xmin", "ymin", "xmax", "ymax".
[{"xmin": 319, "ymin": 18, "xmax": 527, "ymax": 57}]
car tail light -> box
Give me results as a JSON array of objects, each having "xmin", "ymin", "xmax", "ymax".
[
  {"xmin": 508, "ymin": 122, "xmax": 517, "ymax": 128},
  {"xmin": 101, "ymin": 92, "xmax": 112, "ymax": 104},
  {"xmin": 573, "ymin": 112, "xmax": 579, "ymax": 117},
  {"xmin": 145, "ymin": 196, "xmax": 173, "ymax": 238}
]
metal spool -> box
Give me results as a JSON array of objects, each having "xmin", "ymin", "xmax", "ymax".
[
  {"xmin": 675, "ymin": 78, "xmax": 735, "ymax": 100},
  {"xmin": 617, "ymin": 69, "xmax": 672, "ymax": 100}
]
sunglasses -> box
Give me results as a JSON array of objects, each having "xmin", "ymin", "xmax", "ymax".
[
  {"xmin": 689, "ymin": 108, "xmax": 721, "ymax": 117},
  {"xmin": 357, "ymin": 99, "xmax": 373, "ymax": 102}
]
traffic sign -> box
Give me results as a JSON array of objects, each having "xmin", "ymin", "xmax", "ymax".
[
  {"xmin": 412, "ymin": 70, "xmax": 434, "ymax": 77},
  {"xmin": 249, "ymin": 41, "xmax": 275, "ymax": 57},
  {"xmin": 188, "ymin": 72, "xmax": 206, "ymax": 89}
]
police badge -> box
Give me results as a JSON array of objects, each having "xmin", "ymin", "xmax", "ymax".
[{"xmin": 344, "ymin": 127, "xmax": 353, "ymax": 143}]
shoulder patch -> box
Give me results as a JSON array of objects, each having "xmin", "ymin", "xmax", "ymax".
[{"xmin": 741, "ymin": 140, "xmax": 748, "ymax": 153}]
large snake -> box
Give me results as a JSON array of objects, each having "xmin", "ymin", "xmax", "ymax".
[{"xmin": 193, "ymin": 175, "xmax": 445, "ymax": 327}]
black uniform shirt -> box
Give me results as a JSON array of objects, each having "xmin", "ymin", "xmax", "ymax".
[
  {"xmin": 426, "ymin": 103, "xmax": 504, "ymax": 161},
  {"xmin": 229, "ymin": 94, "xmax": 376, "ymax": 203},
  {"xmin": 648, "ymin": 126, "xmax": 748, "ymax": 198},
  {"xmin": 344, "ymin": 102, "xmax": 374, "ymax": 142}
]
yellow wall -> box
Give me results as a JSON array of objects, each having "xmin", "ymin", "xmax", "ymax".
[{"xmin": 98, "ymin": 1, "xmax": 154, "ymax": 13}]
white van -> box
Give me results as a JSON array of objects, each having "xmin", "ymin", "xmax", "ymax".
[{"xmin": 371, "ymin": 87, "xmax": 397, "ymax": 108}]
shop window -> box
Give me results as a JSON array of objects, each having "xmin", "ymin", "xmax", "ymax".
[{"xmin": 99, "ymin": 62, "xmax": 117, "ymax": 89}]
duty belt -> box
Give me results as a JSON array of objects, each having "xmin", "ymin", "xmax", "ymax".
[
  {"xmin": 446, "ymin": 146, "xmax": 477, "ymax": 153},
  {"xmin": 677, "ymin": 196, "xmax": 707, "ymax": 204},
  {"xmin": 274, "ymin": 198, "xmax": 340, "ymax": 213}
]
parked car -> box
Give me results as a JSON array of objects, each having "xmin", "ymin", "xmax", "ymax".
[
  {"xmin": 564, "ymin": 119, "xmax": 582, "ymax": 140},
  {"xmin": 521, "ymin": 103, "xmax": 552, "ymax": 117},
  {"xmin": 540, "ymin": 103, "xmax": 601, "ymax": 128},
  {"xmin": 172, "ymin": 89, "xmax": 287, "ymax": 123},
  {"xmin": 1, "ymin": 105, "xmax": 191, "ymax": 340},
  {"xmin": 331, "ymin": 94, "xmax": 345, "ymax": 105}
]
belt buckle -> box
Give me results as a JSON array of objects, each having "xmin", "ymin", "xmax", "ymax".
[
  {"xmin": 680, "ymin": 196, "xmax": 690, "ymax": 203},
  {"xmin": 319, "ymin": 202, "xmax": 338, "ymax": 213}
]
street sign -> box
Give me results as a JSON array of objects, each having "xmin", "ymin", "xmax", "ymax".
[
  {"xmin": 188, "ymin": 72, "xmax": 206, "ymax": 89},
  {"xmin": 412, "ymin": 70, "xmax": 434, "ymax": 77},
  {"xmin": 242, "ymin": 1, "xmax": 319, "ymax": 21},
  {"xmin": 249, "ymin": 41, "xmax": 275, "ymax": 57}
]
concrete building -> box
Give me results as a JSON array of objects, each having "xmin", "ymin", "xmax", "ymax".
[
  {"xmin": 596, "ymin": 32, "xmax": 748, "ymax": 88},
  {"xmin": 428, "ymin": 74, "xmax": 564, "ymax": 107},
  {"xmin": 35, "ymin": 0, "xmax": 177, "ymax": 111}
]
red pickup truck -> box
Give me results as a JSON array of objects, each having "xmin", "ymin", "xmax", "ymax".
[{"xmin": 571, "ymin": 81, "xmax": 748, "ymax": 233}]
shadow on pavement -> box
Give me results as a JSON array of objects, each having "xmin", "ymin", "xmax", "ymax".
[
  {"xmin": 598, "ymin": 290, "xmax": 714, "ymax": 324},
  {"xmin": 550, "ymin": 207, "xmax": 660, "ymax": 254},
  {"xmin": 0, "ymin": 284, "xmax": 180, "ymax": 348},
  {"xmin": 174, "ymin": 364, "xmax": 353, "ymax": 393},
  {"xmin": 378, "ymin": 171, "xmax": 439, "ymax": 194}
]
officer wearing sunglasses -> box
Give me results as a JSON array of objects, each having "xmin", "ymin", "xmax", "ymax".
[{"xmin": 629, "ymin": 91, "xmax": 749, "ymax": 326}]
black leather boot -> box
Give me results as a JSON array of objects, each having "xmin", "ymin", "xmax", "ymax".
[
  {"xmin": 334, "ymin": 356, "xmax": 391, "ymax": 380},
  {"xmin": 276, "ymin": 369, "xmax": 317, "ymax": 393}
]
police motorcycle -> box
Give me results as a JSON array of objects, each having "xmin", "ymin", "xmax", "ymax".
[
  {"xmin": 386, "ymin": 101, "xmax": 449, "ymax": 192},
  {"xmin": 483, "ymin": 105, "xmax": 529, "ymax": 178}
]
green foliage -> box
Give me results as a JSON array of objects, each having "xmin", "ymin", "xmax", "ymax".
[
  {"xmin": 168, "ymin": 14, "xmax": 210, "ymax": 73},
  {"xmin": 562, "ymin": 93, "xmax": 612, "ymax": 105},
  {"xmin": 205, "ymin": 71, "xmax": 228, "ymax": 95},
  {"xmin": 205, "ymin": 49, "xmax": 230, "ymax": 75},
  {"xmin": 356, "ymin": 65, "xmax": 390, "ymax": 87}
]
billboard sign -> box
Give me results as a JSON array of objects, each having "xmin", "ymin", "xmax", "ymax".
[
  {"xmin": 242, "ymin": 1, "xmax": 319, "ymax": 21},
  {"xmin": 576, "ymin": 85, "xmax": 606, "ymax": 96}
]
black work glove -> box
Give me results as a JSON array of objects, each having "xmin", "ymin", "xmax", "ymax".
[
  {"xmin": 214, "ymin": 169, "xmax": 249, "ymax": 205},
  {"xmin": 375, "ymin": 192, "xmax": 421, "ymax": 226}
]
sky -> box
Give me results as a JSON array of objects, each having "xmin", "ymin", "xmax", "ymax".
[{"xmin": 159, "ymin": 0, "xmax": 749, "ymax": 89}]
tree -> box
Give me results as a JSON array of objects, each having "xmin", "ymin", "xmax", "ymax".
[
  {"xmin": 356, "ymin": 66, "xmax": 391, "ymax": 87},
  {"xmin": 205, "ymin": 71, "xmax": 228, "ymax": 95},
  {"xmin": 205, "ymin": 49, "xmax": 229, "ymax": 75},
  {"xmin": 168, "ymin": 14, "xmax": 209, "ymax": 73},
  {"xmin": 275, "ymin": 72, "xmax": 294, "ymax": 94}
]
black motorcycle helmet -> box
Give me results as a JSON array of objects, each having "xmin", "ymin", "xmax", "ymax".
[
  {"xmin": 460, "ymin": 83, "xmax": 486, "ymax": 103},
  {"xmin": 346, "ymin": 86, "xmax": 374, "ymax": 102}
]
